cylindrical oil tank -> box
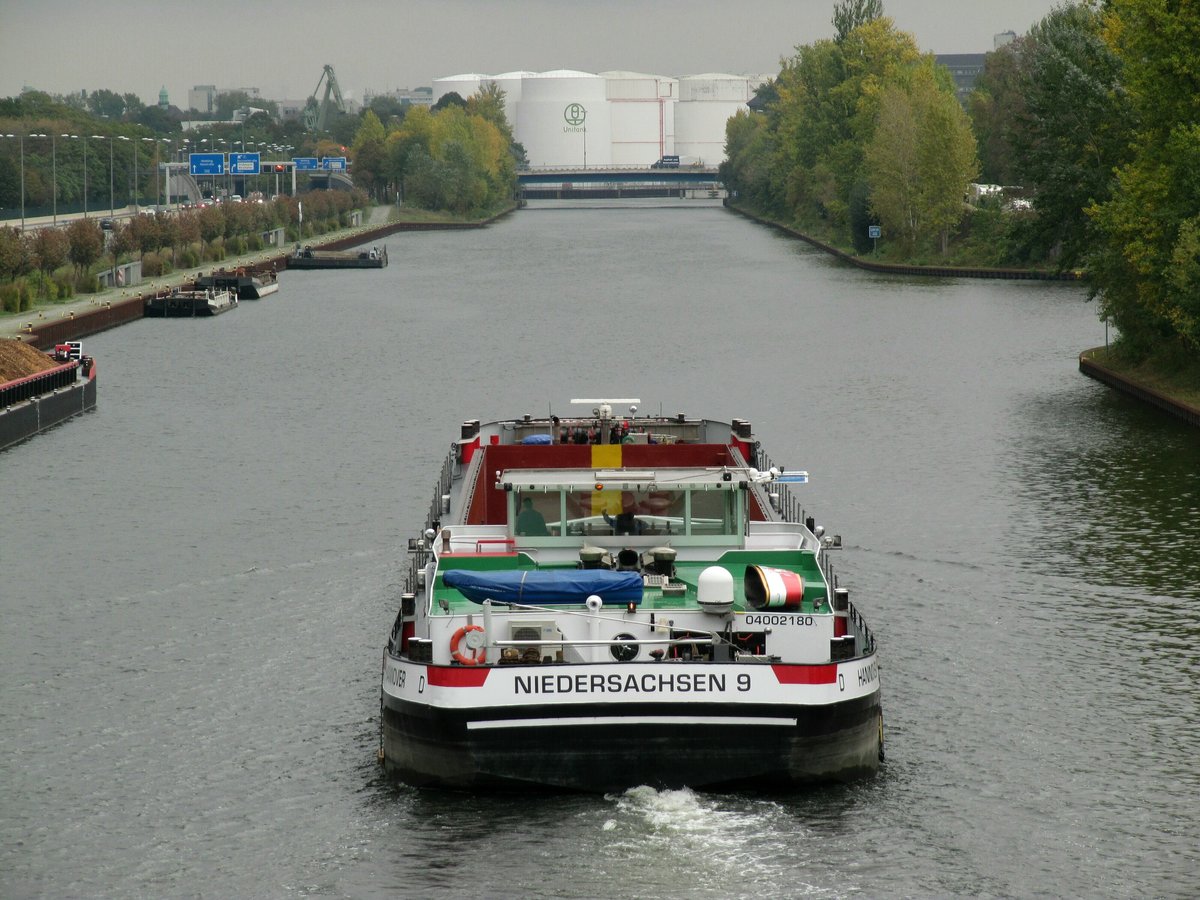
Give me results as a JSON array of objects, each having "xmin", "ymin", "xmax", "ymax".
[
  {"xmin": 675, "ymin": 74, "xmax": 768, "ymax": 164},
  {"xmin": 603, "ymin": 71, "xmax": 677, "ymax": 166},
  {"xmin": 432, "ymin": 73, "xmax": 487, "ymax": 105},
  {"xmin": 516, "ymin": 70, "xmax": 611, "ymax": 168}
]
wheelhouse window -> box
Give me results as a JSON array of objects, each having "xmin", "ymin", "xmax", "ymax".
[
  {"xmin": 511, "ymin": 486, "xmax": 739, "ymax": 539},
  {"xmin": 514, "ymin": 491, "xmax": 556, "ymax": 536}
]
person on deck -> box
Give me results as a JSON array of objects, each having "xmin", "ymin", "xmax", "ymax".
[
  {"xmin": 516, "ymin": 498, "xmax": 549, "ymax": 536},
  {"xmin": 604, "ymin": 492, "xmax": 645, "ymax": 536}
]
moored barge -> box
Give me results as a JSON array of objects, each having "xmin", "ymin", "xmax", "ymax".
[
  {"xmin": 144, "ymin": 287, "xmax": 237, "ymax": 317},
  {"xmin": 288, "ymin": 244, "xmax": 387, "ymax": 269},
  {"xmin": 194, "ymin": 267, "xmax": 279, "ymax": 299},
  {"xmin": 0, "ymin": 341, "xmax": 97, "ymax": 451}
]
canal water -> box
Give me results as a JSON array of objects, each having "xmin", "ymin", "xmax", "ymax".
[{"xmin": 2, "ymin": 200, "xmax": 1197, "ymax": 899}]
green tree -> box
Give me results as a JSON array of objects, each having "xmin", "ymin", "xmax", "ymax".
[
  {"xmin": 768, "ymin": 17, "xmax": 922, "ymax": 232},
  {"xmin": 30, "ymin": 227, "xmax": 68, "ymax": 275},
  {"xmin": 351, "ymin": 110, "xmax": 388, "ymax": 201},
  {"xmin": 135, "ymin": 105, "xmax": 178, "ymax": 133},
  {"xmin": 367, "ymin": 95, "xmax": 409, "ymax": 125},
  {"xmin": 387, "ymin": 105, "xmax": 435, "ymax": 191},
  {"xmin": 1088, "ymin": 0, "xmax": 1200, "ymax": 357},
  {"xmin": 967, "ymin": 39, "xmax": 1027, "ymax": 185},
  {"xmin": 0, "ymin": 226, "xmax": 31, "ymax": 281},
  {"xmin": 832, "ymin": 0, "xmax": 884, "ymax": 42},
  {"xmin": 433, "ymin": 91, "xmax": 466, "ymax": 112},
  {"xmin": 122, "ymin": 93, "xmax": 145, "ymax": 118},
  {"xmin": 1010, "ymin": 2, "xmax": 1129, "ymax": 269},
  {"xmin": 87, "ymin": 89, "xmax": 128, "ymax": 120},
  {"xmin": 721, "ymin": 109, "xmax": 774, "ymax": 209},
  {"xmin": 866, "ymin": 65, "xmax": 978, "ymax": 253},
  {"xmin": 65, "ymin": 218, "xmax": 103, "ymax": 275}
]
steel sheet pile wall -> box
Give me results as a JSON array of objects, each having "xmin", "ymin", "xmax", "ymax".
[{"xmin": 25, "ymin": 295, "xmax": 144, "ymax": 349}]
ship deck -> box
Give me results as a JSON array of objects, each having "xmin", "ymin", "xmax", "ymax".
[{"xmin": 431, "ymin": 548, "xmax": 828, "ymax": 615}]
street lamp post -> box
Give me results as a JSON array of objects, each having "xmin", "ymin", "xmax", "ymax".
[
  {"xmin": 117, "ymin": 135, "xmax": 131, "ymax": 210},
  {"xmin": 61, "ymin": 133, "xmax": 81, "ymax": 218},
  {"xmin": 52, "ymin": 132, "xmax": 60, "ymax": 224},
  {"xmin": 81, "ymin": 134, "xmax": 89, "ymax": 217},
  {"xmin": 180, "ymin": 138, "xmax": 191, "ymax": 208},
  {"xmin": 141, "ymin": 138, "xmax": 155, "ymax": 212},
  {"xmin": 88, "ymin": 135, "xmax": 107, "ymax": 216},
  {"xmin": 103, "ymin": 135, "xmax": 113, "ymax": 218},
  {"xmin": 155, "ymin": 139, "xmax": 168, "ymax": 211},
  {"xmin": 217, "ymin": 138, "xmax": 228, "ymax": 197}
]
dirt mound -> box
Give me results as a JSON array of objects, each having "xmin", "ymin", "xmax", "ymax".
[{"xmin": 0, "ymin": 340, "xmax": 58, "ymax": 383}]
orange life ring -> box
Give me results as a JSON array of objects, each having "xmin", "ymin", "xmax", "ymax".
[{"xmin": 450, "ymin": 624, "xmax": 487, "ymax": 665}]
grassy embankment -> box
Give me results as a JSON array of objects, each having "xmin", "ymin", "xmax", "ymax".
[
  {"xmin": 727, "ymin": 199, "xmax": 1070, "ymax": 273},
  {"xmin": 1084, "ymin": 346, "xmax": 1200, "ymax": 410}
]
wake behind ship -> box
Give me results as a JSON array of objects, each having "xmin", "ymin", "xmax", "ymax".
[{"xmin": 379, "ymin": 401, "xmax": 883, "ymax": 792}]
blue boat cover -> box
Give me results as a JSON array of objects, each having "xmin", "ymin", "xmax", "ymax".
[
  {"xmin": 521, "ymin": 434, "xmax": 553, "ymax": 444},
  {"xmin": 442, "ymin": 569, "xmax": 644, "ymax": 605}
]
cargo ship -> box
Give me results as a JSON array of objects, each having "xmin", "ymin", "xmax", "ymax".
[
  {"xmin": 288, "ymin": 244, "xmax": 387, "ymax": 269},
  {"xmin": 0, "ymin": 341, "xmax": 97, "ymax": 451},
  {"xmin": 144, "ymin": 287, "xmax": 237, "ymax": 317},
  {"xmin": 194, "ymin": 267, "xmax": 279, "ymax": 299},
  {"xmin": 379, "ymin": 400, "xmax": 883, "ymax": 792}
]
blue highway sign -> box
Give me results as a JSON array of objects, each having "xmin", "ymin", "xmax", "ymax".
[
  {"xmin": 230, "ymin": 152, "xmax": 260, "ymax": 175},
  {"xmin": 321, "ymin": 156, "xmax": 347, "ymax": 171},
  {"xmin": 293, "ymin": 157, "xmax": 319, "ymax": 171},
  {"xmin": 190, "ymin": 152, "xmax": 225, "ymax": 176}
]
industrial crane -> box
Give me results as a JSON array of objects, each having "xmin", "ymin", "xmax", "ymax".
[{"xmin": 303, "ymin": 64, "xmax": 346, "ymax": 132}]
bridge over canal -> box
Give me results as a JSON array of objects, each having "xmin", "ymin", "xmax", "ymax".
[{"xmin": 518, "ymin": 166, "xmax": 724, "ymax": 200}]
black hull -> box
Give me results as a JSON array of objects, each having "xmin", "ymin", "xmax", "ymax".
[
  {"xmin": 381, "ymin": 691, "xmax": 882, "ymax": 793},
  {"xmin": 194, "ymin": 274, "xmax": 278, "ymax": 300},
  {"xmin": 288, "ymin": 247, "xmax": 387, "ymax": 269},
  {"xmin": 144, "ymin": 297, "xmax": 235, "ymax": 317},
  {"xmin": 287, "ymin": 257, "xmax": 385, "ymax": 269},
  {"xmin": 0, "ymin": 375, "xmax": 96, "ymax": 451}
]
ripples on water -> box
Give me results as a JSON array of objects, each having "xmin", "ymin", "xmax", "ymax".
[{"xmin": 2, "ymin": 201, "xmax": 1198, "ymax": 898}]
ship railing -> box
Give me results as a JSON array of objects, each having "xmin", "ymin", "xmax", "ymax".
[
  {"xmin": 848, "ymin": 599, "xmax": 877, "ymax": 655},
  {"xmin": 424, "ymin": 445, "xmax": 457, "ymax": 532},
  {"xmin": 753, "ymin": 446, "xmax": 812, "ymax": 529},
  {"xmin": 490, "ymin": 637, "xmax": 715, "ymax": 649}
]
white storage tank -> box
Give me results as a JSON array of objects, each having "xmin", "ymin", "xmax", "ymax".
[
  {"xmin": 603, "ymin": 71, "xmax": 677, "ymax": 167},
  {"xmin": 432, "ymin": 73, "xmax": 487, "ymax": 106},
  {"xmin": 675, "ymin": 73, "xmax": 767, "ymax": 165},
  {"xmin": 516, "ymin": 70, "xmax": 611, "ymax": 168}
]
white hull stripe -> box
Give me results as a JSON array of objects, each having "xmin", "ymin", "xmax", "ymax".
[{"xmin": 466, "ymin": 714, "xmax": 798, "ymax": 730}]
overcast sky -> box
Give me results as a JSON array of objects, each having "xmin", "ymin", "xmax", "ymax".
[{"xmin": 2, "ymin": 0, "xmax": 1062, "ymax": 107}]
